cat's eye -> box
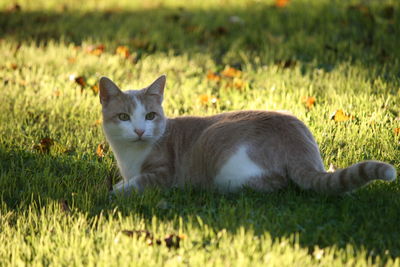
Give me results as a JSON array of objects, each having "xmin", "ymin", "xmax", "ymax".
[
  {"xmin": 118, "ymin": 113, "xmax": 130, "ymax": 121},
  {"xmin": 145, "ymin": 112, "xmax": 156, "ymax": 120}
]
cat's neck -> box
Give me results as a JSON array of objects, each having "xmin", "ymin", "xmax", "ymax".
[{"xmin": 107, "ymin": 134, "xmax": 156, "ymax": 181}]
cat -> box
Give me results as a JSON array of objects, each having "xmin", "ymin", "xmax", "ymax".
[{"xmin": 99, "ymin": 75, "xmax": 397, "ymax": 196}]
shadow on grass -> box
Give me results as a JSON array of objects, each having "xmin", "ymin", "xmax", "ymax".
[
  {"xmin": 1, "ymin": 2, "xmax": 399, "ymax": 70},
  {"xmin": 0, "ymin": 148, "xmax": 112, "ymax": 209},
  {"xmin": 1, "ymin": 148, "xmax": 399, "ymax": 261}
]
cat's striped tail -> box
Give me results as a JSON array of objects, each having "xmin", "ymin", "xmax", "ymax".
[{"xmin": 292, "ymin": 161, "xmax": 396, "ymax": 194}]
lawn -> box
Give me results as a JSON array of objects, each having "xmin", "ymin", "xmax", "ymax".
[{"xmin": 1, "ymin": 0, "xmax": 400, "ymax": 265}]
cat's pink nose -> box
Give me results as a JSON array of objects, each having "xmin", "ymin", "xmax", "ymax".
[{"xmin": 135, "ymin": 129, "xmax": 145, "ymax": 137}]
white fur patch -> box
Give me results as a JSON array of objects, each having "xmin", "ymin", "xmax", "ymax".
[
  {"xmin": 111, "ymin": 141, "xmax": 153, "ymax": 182},
  {"xmin": 214, "ymin": 145, "xmax": 264, "ymax": 192},
  {"xmin": 384, "ymin": 165, "xmax": 397, "ymax": 181},
  {"xmin": 132, "ymin": 97, "xmax": 147, "ymax": 135}
]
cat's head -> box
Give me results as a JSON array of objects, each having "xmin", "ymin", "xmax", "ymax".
[{"xmin": 99, "ymin": 75, "xmax": 167, "ymax": 144}]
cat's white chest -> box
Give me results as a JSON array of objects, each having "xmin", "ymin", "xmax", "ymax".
[
  {"xmin": 214, "ymin": 145, "xmax": 264, "ymax": 192},
  {"xmin": 111, "ymin": 142, "xmax": 153, "ymax": 181}
]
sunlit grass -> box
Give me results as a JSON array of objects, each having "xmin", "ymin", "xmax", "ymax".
[{"xmin": 1, "ymin": 0, "xmax": 400, "ymax": 266}]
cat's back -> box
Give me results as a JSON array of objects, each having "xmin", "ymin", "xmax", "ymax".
[
  {"xmin": 165, "ymin": 110, "xmax": 308, "ymax": 146},
  {"xmin": 170, "ymin": 110, "xmax": 298, "ymax": 127}
]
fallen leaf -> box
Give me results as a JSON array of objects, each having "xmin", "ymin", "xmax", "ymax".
[
  {"xmin": 96, "ymin": 143, "xmax": 107, "ymax": 158},
  {"xmin": 53, "ymin": 90, "xmax": 62, "ymax": 97},
  {"xmin": 275, "ymin": 59, "xmax": 297, "ymax": 69},
  {"xmin": 8, "ymin": 63, "xmax": 18, "ymax": 70},
  {"xmin": 86, "ymin": 44, "xmax": 105, "ymax": 56},
  {"xmin": 221, "ymin": 66, "xmax": 242, "ymax": 78},
  {"xmin": 212, "ymin": 26, "xmax": 228, "ymax": 36},
  {"xmin": 330, "ymin": 109, "xmax": 355, "ymax": 122},
  {"xmin": 91, "ymin": 84, "xmax": 99, "ymax": 95},
  {"xmin": 93, "ymin": 119, "xmax": 102, "ymax": 126},
  {"xmin": 301, "ymin": 96, "xmax": 316, "ymax": 110},
  {"xmin": 121, "ymin": 230, "xmax": 184, "ymax": 249},
  {"xmin": 164, "ymin": 234, "xmax": 184, "ymax": 249},
  {"xmin": 19, "ymin": 80, "xmax": 28, "ymax": 86},
  {"xmin": 6, "ymin": 3, "xmax": 21, "ymax": 12},
  {"xmin": 394, "ymin": 128, "xmax": 400, "ymax": 136},
  {"xmin": 233, "ymin": 78, "xmax": 246, "ymax": 89},
  {"xmin": 206, "ymin": 71, "xmax": 221, "ymax": 82},
  {"xmin": 59, "ymin": 199, "xmax": 71, "ymax": 214},
  {"xmin": 75, "ymin": 76, "xmax": 86, "ymax": 88},
  {"xmin": 199, "ymin": 94, "xmax": 217, "ymax": 105},
  {"xmin": 275, "ymin": 0, "xmax": 290, "ymax": 8},
  {"xmin": 116, "ymin": 46, "xmax": 130, "ymax": 58},
  {"xmin": 199, "ymin": 94, "xmax": 210, "ymax": 105},
  {"xmin": 67, "ymin": 57, "xmax": 76, "ymax": 63},
  {"xmin": 33, "ymin": 137, "xmax": 54, "ymax": 154}
]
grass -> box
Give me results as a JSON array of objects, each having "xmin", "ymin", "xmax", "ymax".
[{"xmin": 1, "ymin": 0, "xmax": 400, "ymax": 265}]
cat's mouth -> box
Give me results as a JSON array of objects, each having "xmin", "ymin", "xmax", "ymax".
[{"xmin": 131, "ymin": 137, "xmax": 150, "ymax": 143}]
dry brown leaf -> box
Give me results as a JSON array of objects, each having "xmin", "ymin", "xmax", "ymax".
[
  {"xmin": 394, "ymin": 128, "xmax": 400, "ymax": 136},
  {"xmin": 121, "ymin": 230, "xmax": 184, "ymax": 249},
  {"xmin": 233, "ymin": 78, "xmax": 246, "ymax": 89},
  {"xmin": 206, "ymin": 71, "xmax": 221, "ymax": 82},
  {"xmin": 86, "ymin": 44, "xmax": 105, "ymax": 56},
  {"xmin": 6, "ymin": 3, "xmax": 21, "ymax": 12},
  {"xmin": 301, "ymin": 96, "xmax": 316, "ymax": 110},
  {"xmin": 91, "ymin": 84, "xmax": 99, "ymax": 95},
  {"xmin": 67, "ymin": 57, "xmax": 76, "ymax": 63},
  {"xmin": 33, "ymin": 137, "xmax": 54, "ymax": 153},
  {"xmin": 53, "ymin": 90, "xmax": 62, "ymax": 97},
  {"xmin": 275, "ymin": 0, "xmax": 290, "ymax": 8},
  {"xmin": 96, "ymin": 143, "xmax": 106, "ymax": 158},
  {"xmin": 164, "ymin": 234, "xmax": 184, "ymax": 249},
  {"xmin": 212, "ymin": 26, "xmax": 228, "ymax": 37},
  {"xmin": 116, "ymin": 46, "xmax": 130, "ymax": 58},
  {"xmin": 75, "ymin": 76, "xmax": 86, "ymax": 88},
  {"xmin": 199, "ymin": 94, "xmax": 217, "ymax": 106},
  {"xmin": 221, "ymin": 66, "xmax": 242, "ymax": 78},
  {"xmin": 8, "ymin": 63, "xmax": 18, "ymax": 70},
  {"xmin": 93, "ymin": 119, "xmax": 102, "ymax": 127},
  {"xmin": 330, "ymin": 109, "xmax": 355, "ymax": 122},
  {"xmin": 59, "ymin": 199, "xmax": 71, "ymax": 214},
  {"xmin": 275, "ymin": 59, "xmax": 297, "ymax": 69}
]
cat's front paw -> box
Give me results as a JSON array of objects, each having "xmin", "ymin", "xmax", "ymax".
[{"xmin": 111, "ymin": 177, "xmax": 143, "ymax": 196}]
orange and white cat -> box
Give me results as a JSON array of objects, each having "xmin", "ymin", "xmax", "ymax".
[{"xmin": 99, "ymin": 75, "xmax": 396, "ymax": 196}]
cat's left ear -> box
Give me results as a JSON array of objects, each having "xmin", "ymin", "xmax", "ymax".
[
  {"xmin": 99, "ymin": 77, "xmax": 122, "ymax": 105},
  {"xmin": 145, "ymin": 75, "xmax": 166, "ymax": 104}
]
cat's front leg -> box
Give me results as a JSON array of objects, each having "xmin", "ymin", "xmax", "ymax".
[{"xmin": 111, "ymin": 170, "xmax": 171, "ymax": 197}]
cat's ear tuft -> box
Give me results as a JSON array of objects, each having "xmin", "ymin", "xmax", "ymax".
[
  {"xmin": 99, "ymin": 77, "xmax": 121, "ymax": 104},
  {"xmin": 145, "ymin": 75, "xmax": 166, "ymax": 103}
]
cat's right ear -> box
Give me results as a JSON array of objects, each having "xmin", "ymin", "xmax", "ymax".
[{"xmin": 99, "ymin": 77, "xmax": 121, "ymax": 105}]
